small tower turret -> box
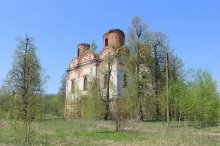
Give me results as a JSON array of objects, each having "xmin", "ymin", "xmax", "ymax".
[
  {"xmin": 103, "ymin": 29, "xmax": 125, "ymax": 48},
  {"xmin": 77, "ymin": 43, "xmax": 90, "ymax": 58}
]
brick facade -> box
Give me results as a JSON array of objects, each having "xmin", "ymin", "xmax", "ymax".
[{"xmin": 65, "ymin": 29, "xmax": 126, "ymax": 118}]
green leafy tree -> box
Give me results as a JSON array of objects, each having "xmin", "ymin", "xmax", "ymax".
[
  {"xmin": 5, "ymin": 35, "xmax": 47, "ymax": 143},
  {"xmin": 189, "ymin": 69, "xmax": 219, "ymax": 127},
  {"xmin": 42, "ymin": 94, "xmax": 60, "ymax": 116},
  {"xmin": 81, "ymin": 77, "xmax": 104, "ymax": 120},
  {"xmin": 127, "ymin": 16, "xmax": 148, "ymax": 120},
  {"xmin": 168, "ymin": 80, "xmax": 189, "ymax": 123},
  {"xmin": 0, "ymin": 85, "xmax": 10, "ymax": 111},
  {"xmin": 147, "ymin": 31, "xmax": 168, "ymax": 120},
  {"xmin": 0, "ymin": 85, "xmax": 11, "ymax": 118},
  {"xmin": 169, "ymin": 69, "xmax": 220, "ymax": 127}
]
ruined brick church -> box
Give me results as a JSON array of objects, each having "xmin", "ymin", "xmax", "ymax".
[{"xmin": 65, "ymin": 29, "xmax": 127, "ymax": 117}]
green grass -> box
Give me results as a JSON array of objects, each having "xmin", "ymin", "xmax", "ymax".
[{"xmin": 0, "ymin": 118, "xmax": 220, "ymax": 145}]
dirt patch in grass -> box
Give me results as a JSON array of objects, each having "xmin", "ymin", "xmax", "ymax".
[{"xmin": 0, "ymin": 120, "xmax": 11, "ymax": 128}]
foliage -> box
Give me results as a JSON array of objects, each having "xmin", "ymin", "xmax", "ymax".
[
  {"xmin": 168, "ymin": 69, "xmax": 220, "ymax": 126},
  {"xmin": 42, "ymin": 94, "xmax": 62, "ymax": 116},
  {"xmin": 90, "ymin": 40, "xmax": 97, "ymax": 54},
  {"xmin": 77, "ymin": 77, "xmax": 104, "ymax": 120},
  {"xmin": 189, "ymin": 69, "xmax": 219, "ymax": 126},
  {"xmin": 58, "ymin": 73, "xmax": 66, "ymax": 117},
  {"xmin": 0, "ymin": 85, "xmax": 11, "ymax": 113},
  {"xmin": 4, "ymin": 35, "xmax": 47, "ymax": 143},
  {"xmin": 126, "ymin": 16, "xmax": 149, "ymax": 120}
]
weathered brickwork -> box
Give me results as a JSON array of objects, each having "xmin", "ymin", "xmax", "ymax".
[{"xmin": 65, "ymin": 29, "xmax": 126, "ymax": 118}]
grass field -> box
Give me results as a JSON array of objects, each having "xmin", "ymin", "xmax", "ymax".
[{"xmin": 0, "ymin": 117, "xmax": 220, "ymax": 146}]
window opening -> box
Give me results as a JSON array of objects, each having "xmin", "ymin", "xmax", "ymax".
[
  {"xmin": 123, "ymin": 74, "xmax": 127, "ymax": 88},
  {"xmin": 105, "ymin": 38, "xmax": 108, "ymax": 47},
  {"xmin": 84, "ymin": 76, "xmax": 88, "ymax": 90},
  {"xmin": 71, "ymin": 80, "xmax": 75, "ymax": 94}
]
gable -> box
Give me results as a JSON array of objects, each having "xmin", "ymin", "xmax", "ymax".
[
  {"xmin": 69, "ymin": 58, "xmax": 78, "ymax": 69},
  {"xmin": 99, "ymin": 47, "xmax": 115, "ymax": 60},
  {"xmin": 79, "ymin": 50, "xmax": 95, "ymax": 64}
]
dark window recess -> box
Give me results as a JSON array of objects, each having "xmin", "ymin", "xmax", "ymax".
[
  {"xmin": 123, "ymin": 74, "xmax": 127, "ymax": 88},
  {"xmin": 77, "ymin": 48, "xmax": 80, "ymax": 57},
  {"xmin": 84, "ymin": 76, "xmax": 88, "ymax": 90},
  {"xmin": 105, "ymin": 38, "xmax": 108, "ymax": 47},
  {"xmin": 71, "ymin": 80, "xmax": 75, "ymax": 94}
]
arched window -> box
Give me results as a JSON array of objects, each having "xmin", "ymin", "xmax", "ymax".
[
  {"xmin": 84, "ymin": 76, "xmax": 88, "ymax": 90},
  {"xmin": 71, "ymin": 80, "xmax": 75, "ymax": 94},
  {"xmin": 77, "ymin": 48, "xmax": 80, "ymax": 57},
  {"xmin": 105, "ymin": 38, "xmax": 108, "ymax": 47},
  {"xmin": 104, "ymin": 73, "xmax": 108, "ymax": 89},
  {"xmin": 123, "ymin": 74, "xmax": 127, "ymax": 88}
]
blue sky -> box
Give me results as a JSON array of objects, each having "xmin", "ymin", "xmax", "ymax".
[{"xmin": 0, "ymin": 0, "xmax": 220, "ymax": 93}]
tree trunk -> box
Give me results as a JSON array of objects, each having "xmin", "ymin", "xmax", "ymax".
[
  {"xmin": 178, "ymin": 111, "xmax": 181, "ymax": 126},
  {"xmin": 137, "ymin": 44, "xmax": 144, "ymax": 121},
  {"xmin": 116, "ymin": 119, "xmax": 121, "ymax": 131},
  {"xmin": 104, "ymin": 55, "xmax": 111, "ymax": 120}
]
